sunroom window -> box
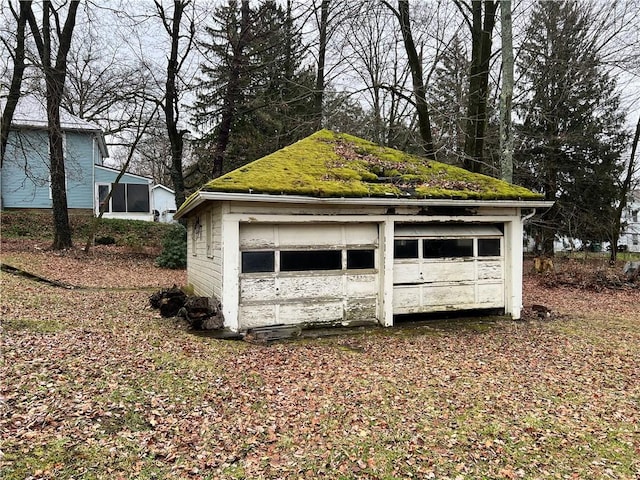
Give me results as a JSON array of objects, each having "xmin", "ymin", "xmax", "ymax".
[{"xmin": 99, "ymin": 183, "xmax": 150, "ymax": 213}]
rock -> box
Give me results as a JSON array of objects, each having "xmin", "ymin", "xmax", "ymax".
[
  {"xmin": 623, "ymin": 261, "xmax": 640, "ymax": 281},
  {"xmin": 531, "ymin": 304, "xmax": 551, "ymax": 318}
]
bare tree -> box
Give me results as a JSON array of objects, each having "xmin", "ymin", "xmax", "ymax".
[
  {"xmin": 384, "ymin": 0, "xmax": 436, "ymax": 158},
  {"xmin": 499, "ymin": 0, "xmax": 513, "ymax": 182},
  {"xmin": 312, "ymin": 0, "xmax": 329, "ymax": 129},
  {"xmin": 455, "ymin": 0, "xmax": 499, "ymax": 173},
  {"xmin": 61, "ymin": 29, "xmax": 151, "ymax": 140},
  {"xmin": 1, "ymin": 1, "xmax": 30, "ymax": 167},
  {"xmin": 208, "ymin": 0, "xmax": 251, "ymax": 179},
  {"xmin": 610, "ymin": 116, "xmax": 640, "ymax": 262},
  {"xmin": 25, "ymin": 0, "xmax": 80, "ymax": 250},
  {"xmin": 84, "ymin": 99, "xmax": 161, "ymax": 253},
  {"xmin": 155, "ymin": 0, "xmax": 196, "ymax": 210}
]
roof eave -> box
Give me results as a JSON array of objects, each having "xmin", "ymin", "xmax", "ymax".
[{"xmin": 174, "ymin": 191, "xmax": 553, "ymax": 219}]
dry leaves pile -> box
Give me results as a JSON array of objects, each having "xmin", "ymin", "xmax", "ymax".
[{"xmin": 1, "ymin": 244, "xmax": 639, "ymax": 479}]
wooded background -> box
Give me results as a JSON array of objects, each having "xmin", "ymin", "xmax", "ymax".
[{"xmin": 1, "ymin": 0, "xmax": 639, "ymax": 254}]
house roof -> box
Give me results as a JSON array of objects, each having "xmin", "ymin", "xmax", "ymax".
[
  {"xmin": 95, "ymin": 165, "xmax": 152, "ymax": 183},
  {"xmin": 152, "ymin": 184, "xmax": 175, "ymax": 194},
  {"xmin": 5, "ymin": 95, "xmax": 109, "ymax": 158},
  {"xmin": 176, "ymin": 130, "xmax": 547, "ymax": 217}
]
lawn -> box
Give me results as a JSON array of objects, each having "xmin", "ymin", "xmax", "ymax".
[{"xmin": 1, "ymin": 239, "xmax": 639, "ymax": 479}]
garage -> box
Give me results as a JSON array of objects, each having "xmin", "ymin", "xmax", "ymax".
[
  {"xmin": 176, "ymin": 130, "xmax": 552, "ymax": 332},
  {"xmin": 393, "ymin": 224, "xmax": 505, "ymax": 314},
  {"xmin": 237, "ymin": 222, "xmax": 380, "ymax": 329}
]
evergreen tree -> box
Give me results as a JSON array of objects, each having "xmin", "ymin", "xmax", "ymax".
[
  {"xmin": 514, "ymin": 0, "xmax": 628, "ymax": 255},
  {"xmin": 192, "ymin": 0, "xmax": 315, "ymax": 177},
  {"xmin": 429, "ymin": 34, "xmax": 469, "ymax": 166}
]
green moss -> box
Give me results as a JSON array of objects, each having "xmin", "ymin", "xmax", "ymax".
[{"xmin": 179, "ymin": 130, "xmax": 543, "ymax": 213}]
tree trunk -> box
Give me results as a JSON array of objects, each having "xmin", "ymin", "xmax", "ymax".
[
  {"xmin": 313, "ymin": 0, "xmax": 330, "ymax": 130},
  {"xmin": 47, "ymin": 77, "xmax": 73, "ymax": 250},
  {"xmin": 211, "ymin": 0, "xmax": 251, "ymax": 179},
  {"xmin": 499, "ymin": 0, "xmax": 513, "ymax": 183},
  {"xmin": 463, "ymin": 0, "xmax": 498, "ymax": 173},
  {"xmin": 163, "ymin": 0, "xmax": 191, "ymax": 210},
  {"xmin": 1, "ymin": 1, "xmax": 30, "ymax": 167},
  {"xmin": 26, "ymin": 0, "xmax": 80, "ymax": 250},
  {"xmin": 396, "ymin": 0, "xmax": 436, "ymax": 159}
]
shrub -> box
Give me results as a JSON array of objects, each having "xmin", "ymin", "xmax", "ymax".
[
  {"xmin": 155, "ymin": 223, "xmax": 187, "ymax": 269},
  {"xmin": 95, "ymin": 235, "xmax": 116, "ymax": 245}
]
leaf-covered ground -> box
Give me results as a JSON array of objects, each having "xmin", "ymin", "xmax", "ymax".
[{"xmin": 1, "ymin": 243, "xmax": 639, "ymax": 479}]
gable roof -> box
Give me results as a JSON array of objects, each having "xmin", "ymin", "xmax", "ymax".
[
  {"xmin": 4, "ymin": 95, "xmax": 108, "ymax": 157},
  {"xmin": 177, "ymin": 130, "xmax": 547, "ymax": 217}
]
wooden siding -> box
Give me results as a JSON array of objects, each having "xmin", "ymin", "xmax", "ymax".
[
  {"xmin": 2, "ymin": 130, "xmax": 51, "ymax": 208},
  {"xmin": 183, "ymin": 201, "xmax": 525, "ymax": 330},
  {"xmin": 187, "ymin": 204, "xmax": 223, "ymax": 300}
]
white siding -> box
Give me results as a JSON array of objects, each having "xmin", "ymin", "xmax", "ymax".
[
  {"xmin": 183, "ymin": 200, "xmax": 526, "ymax": 330},
  {"xmin": 186, "ymin": 204, "xmax": 223, "ymax": 299}
]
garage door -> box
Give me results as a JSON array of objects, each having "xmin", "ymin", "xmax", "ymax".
[
  {"xmin": 238, "ymin": 223, "xmax": 379, "ymax": 329},
  {"xmin": 393, "ymin": 224, "xmax": 504, "ymax": 314}
]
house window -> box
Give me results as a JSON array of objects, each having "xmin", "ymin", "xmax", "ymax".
[
  {"xmin": 633, "ymin": 234, "xmax": 639, "ymax": 246},
  {"xmin": 280, "ymin": 250, "xmax": 342, "ymax": 272},
  {"xmin": 478, "ymin": 238, "xmax": 501, "ymax": 257},
  {"xmin": 98, "ymin": 183, "xmax": 150, "ymax": 213},
  {"xmin": 242, "ymin": 251, "xmax": 275, "ymax": 273},
  {"xmin": 394, "ymin": 239, "xmax": 419, "ymax": 258},
  {"xmin": 633, "ymin": 210, "xmax": 639, "ymax": 222},
  {"xmin": 423, "ymin": 239, "xmax": 473, "ymax": 258},
  {"xmin": 347, "ymin": 249, "xmax": 375, "ymax": 269}
]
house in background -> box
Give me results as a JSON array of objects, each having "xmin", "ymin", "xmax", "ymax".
[
  {"xmin": 1, "ymin": 95, "xmax": 172, "ymax": 222},
  {"xmin": 175, "ymin": 130, "xmax": 552, "ymax": 333},
  {"xmin": 151, "ymin": 184, "xmax": 177, "ymax": 223},
  {"xmin": 620, "ymin": 189, "xmax": 640, "ymax": 252}
]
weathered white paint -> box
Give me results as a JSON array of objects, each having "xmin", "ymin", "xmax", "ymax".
[
  {"xmin": 187, "ymin": 204, "xmax": 224, "ymax": 300},
  {"xmin": 381, "ymin": 219, "xmax": 395, "ymax": 327},
  {"xmin": 237, "ymin": 223, "xmax": 379, "ymax": 329},
  {"xmin": 505, "ymin": 217, "xmax": 523, "ymax": 319},
  {"xmin": 183, "ymin": 199, "xmax": 536, "ymax": 331},
  {"xmin": 176, "ymin": 190, "xmax": 553, "ymax": 218},
  {"xmin": 392, "ymin": 224, "xmax": 505, "ymax": 316}
]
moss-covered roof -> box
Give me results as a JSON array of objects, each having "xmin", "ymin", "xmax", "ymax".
[{"xmin": 181, "ymin": 130, "xmax": 542, "ymax": 212}]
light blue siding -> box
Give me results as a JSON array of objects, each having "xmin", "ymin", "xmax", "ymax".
[
  {"xmin": 65, "ymin": 132, "xmax": 95, "ymax": 209},
  {"xmin": 1, "ymin": 130, "xmax": 51, "ymax": 208},
  {"xmin": 0, "ymin": 126, "xmax": 151, "ymax": 214},
  {"xmin": 1, "ymin": 130, "xmax": 100, "ymax": 209}
]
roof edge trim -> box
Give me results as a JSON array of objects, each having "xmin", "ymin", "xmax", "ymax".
[{"xmin": 175, "ymin": 191, "xmax": 554, "ymax": 219}]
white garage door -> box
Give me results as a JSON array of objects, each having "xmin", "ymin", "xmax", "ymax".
[
  {"xmin": 393, "ymin": 224, "xmax": 504, "ymax": 314},
  {"xmin": 238, "ymin": 223, "xmax": 380, "ymax": 329}
]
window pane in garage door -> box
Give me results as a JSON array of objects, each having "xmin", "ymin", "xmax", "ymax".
[
  {"xmin": 394, "ymin": 239, "xmax": 418, "ymax": 258},
  {"xmin": 281, "ymin": 250, "xmax": 341, "ymax": 271},
  {"xmin": 347, "ymin": 249, "xmax": 375, "ymax": 269},
  {"xmin": 242, "ymin": 251, "xmax": 275, "ymax": 273},
  {"xmin": 423, "ymin": 239, "xmax": 473, "ymax": 258},
  {"xmin": 478, "ymin": 238, "xmax": 501, "ymax": 256}
]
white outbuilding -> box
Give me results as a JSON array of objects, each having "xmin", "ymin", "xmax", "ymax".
[{"xmin": 175, "ymin": 130, "xmax": 552, "ymax": 332}]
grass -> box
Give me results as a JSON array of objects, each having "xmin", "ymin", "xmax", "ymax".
[
  {"xmin": 0, "ymin": 210, "xmax": 173, "ymax": 248},
  {"xmin": 1, "ymin": 244, "xmax": 638, "ymax": 479}
]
